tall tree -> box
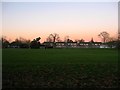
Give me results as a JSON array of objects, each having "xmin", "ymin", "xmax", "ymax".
[
  {"xmin": 98, "ymin": 31, "xmax": 110, "ymax": 43},
  {"xmin": 90, "ymin": 37, "xmax": 94, "ymax": 43},
  {"xmin": 30, "ymin": 37, "xmax": 41, "ymax": 49},
  {"xmin": 47, "ymin": 33, "xmax": 60, "ymax": 43},
  {"xmin": 1, "ymin": 36, "xmax": 10, "ymax": 48}
]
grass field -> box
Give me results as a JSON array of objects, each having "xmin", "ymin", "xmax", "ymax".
[{"xmin": 2, "ymin": 48, "xmax": 119, "ymax": 88}]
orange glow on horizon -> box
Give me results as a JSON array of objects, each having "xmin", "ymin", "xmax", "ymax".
[
  {"xmin": 3, "ymin": 31, "xmax": 114, "ymax": 43},
  {"xmin": 2, "ymin": 2, "xmax": 118, "ymax": 43}
]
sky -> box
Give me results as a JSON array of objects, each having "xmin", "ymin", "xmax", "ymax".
[{"xmin": 2, "ymin": 1, "xmax": 118, "ymax": 42}]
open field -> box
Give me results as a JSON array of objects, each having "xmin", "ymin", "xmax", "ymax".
[{"xmin": 2, "ymin": 48, "xmax": 119, "ymax": 88}]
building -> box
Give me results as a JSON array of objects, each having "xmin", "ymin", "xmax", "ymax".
[{"xmin": 42, "ymin": 41, "xmax": 103, "ymax": 48}]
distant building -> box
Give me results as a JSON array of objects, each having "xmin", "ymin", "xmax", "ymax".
[{"xmin": 42, "ymin": 41, "xmax": 103, "ymax": 48}]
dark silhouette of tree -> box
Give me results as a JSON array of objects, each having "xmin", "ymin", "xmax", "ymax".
[
  {"xmin": 1, "ymin": 37, "xmax": 9, "ymax": 48},
  {"xmin": 36, "ymin": 37, "xmax": 41, "ymax": 42},
  {"xmin": 106, "ymin": 41, "xmax": 118, "ymax": 48},
  {"xmin": 24, "ymin": 39, "xmax": 31, "ymax": 48},
  {"xmin": 30, "ymin": 37, "xmax": 41, "ymax": 49},
  {"xmin": 80, "ymin": 39, "xmax": 85, "ymax": 42},
  {"xmin": 9, "ymin": 37, "xmax": 30, "ymax": 48},
  {"xmin": 98, "ymin": 31, "xmax": 109, "ymax": 43},
  {"xmin": 64, "ymin": 36, "xmax": 73, "ymax": 43},
  {"xmin": 15, "ymin": 38, "xmax": 22, "ymax": 47},
  {"xmin": 10, "ymin": 41, "xmax": 19, "ymax": 48},
  {"xmin": 47, "ymin": 33, "xmax": 60, "ymax": 43},
  {"xmin": 64, "ymin": 36, "xmax": 69, "ymax": 42},
  {"xmin": 46, "ymin": 37, "xmax": 52, "ymax": 42},
  {"xmin": 88, "ymin": 38, "xmax": 95, "ymax": 48},
  {"xmin": 90, "ymin": 37, "xmax": 94, "ymax": 43},
  {"xmin": 66, "ymin": 39, "xmax": 73, "ymax": 42},
  {"xmin": 46, "ymin": 33, "xmax": 60, "ymax": 48},
  {"xmin": 75, "ymin": 39, "xmax": 85, "ymax": 43}
]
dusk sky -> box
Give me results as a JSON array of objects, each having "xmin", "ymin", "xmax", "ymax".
[{"xmin": 2, "ymin": 2, "xmax": 118, "ymax": 42}]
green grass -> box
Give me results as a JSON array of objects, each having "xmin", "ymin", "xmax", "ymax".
[
  {"xmin": 3, "ymin": 48, "xmax": 118, "ymax": 64},
  {"xmin": 2, "ymin": 48, "xmax": 119, "ymax": 88}
]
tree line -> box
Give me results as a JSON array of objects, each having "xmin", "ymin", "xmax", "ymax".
[{"xmin": 0, "ymin": 31, "xmax": 120, "ymax": 49}]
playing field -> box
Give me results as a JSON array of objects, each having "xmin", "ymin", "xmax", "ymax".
[{"xmin": 2, "ymin": 48, "xmax": 118, "ymax": 88}]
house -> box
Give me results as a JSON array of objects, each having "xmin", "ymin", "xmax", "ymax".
[
  {"xmin": 42, "ymin": 41, "xmax": 103, "ymax": 48},
  {"xmin": 56, "ymin": 42, "xmax": 66, "ymax": 48},
  {"xmin": 65, "ymin": 42, "xmax": 77, "ymax": 48},
  {"xmin": 77, "ymin": 42, "xmax": 102, "ymax": 48},
  {"xmin": 100, "ymin": 43, "xmax": 110, "ymax": 48}
]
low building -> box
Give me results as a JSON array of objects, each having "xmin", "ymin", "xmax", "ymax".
[{"xmin": 42, "ymin": 42, "xmax": 103, "ymax": 48}]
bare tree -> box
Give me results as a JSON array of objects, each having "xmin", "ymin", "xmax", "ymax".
[
  {"xmin": 1, "ymin": 36, "xmax": 9, "ymax": 48},
  {"xmin": 75, "ymin": 39, "xmax": 85, "ymax": 43},
  {"xmin": 90, "ymin": 37, "xmax": 94, "ymax": 43},
  {"xmin": 64, "ymin": 36, "xmax": 74, "ymax": 42},
  {"xmin": 64, "ymin": 36, "xmax": 69, "ymax": 42},
  {"xmin": 98, "ymin": 31, "xmax": 110, "ymax": 43},
  {"xmin": 46, "ymin": 37, "xmax": 53, "ymax": 42},
  {"xmin": 107, "ymin": 37, "xmax": 117, "ymax": 42},
  {"xmin": 46, "ymin": 33, "xmax": 60, "ymax": 43},
  {"xmin": 18, "ymin": 37, "xmax": 31, "ymax": 44}
]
